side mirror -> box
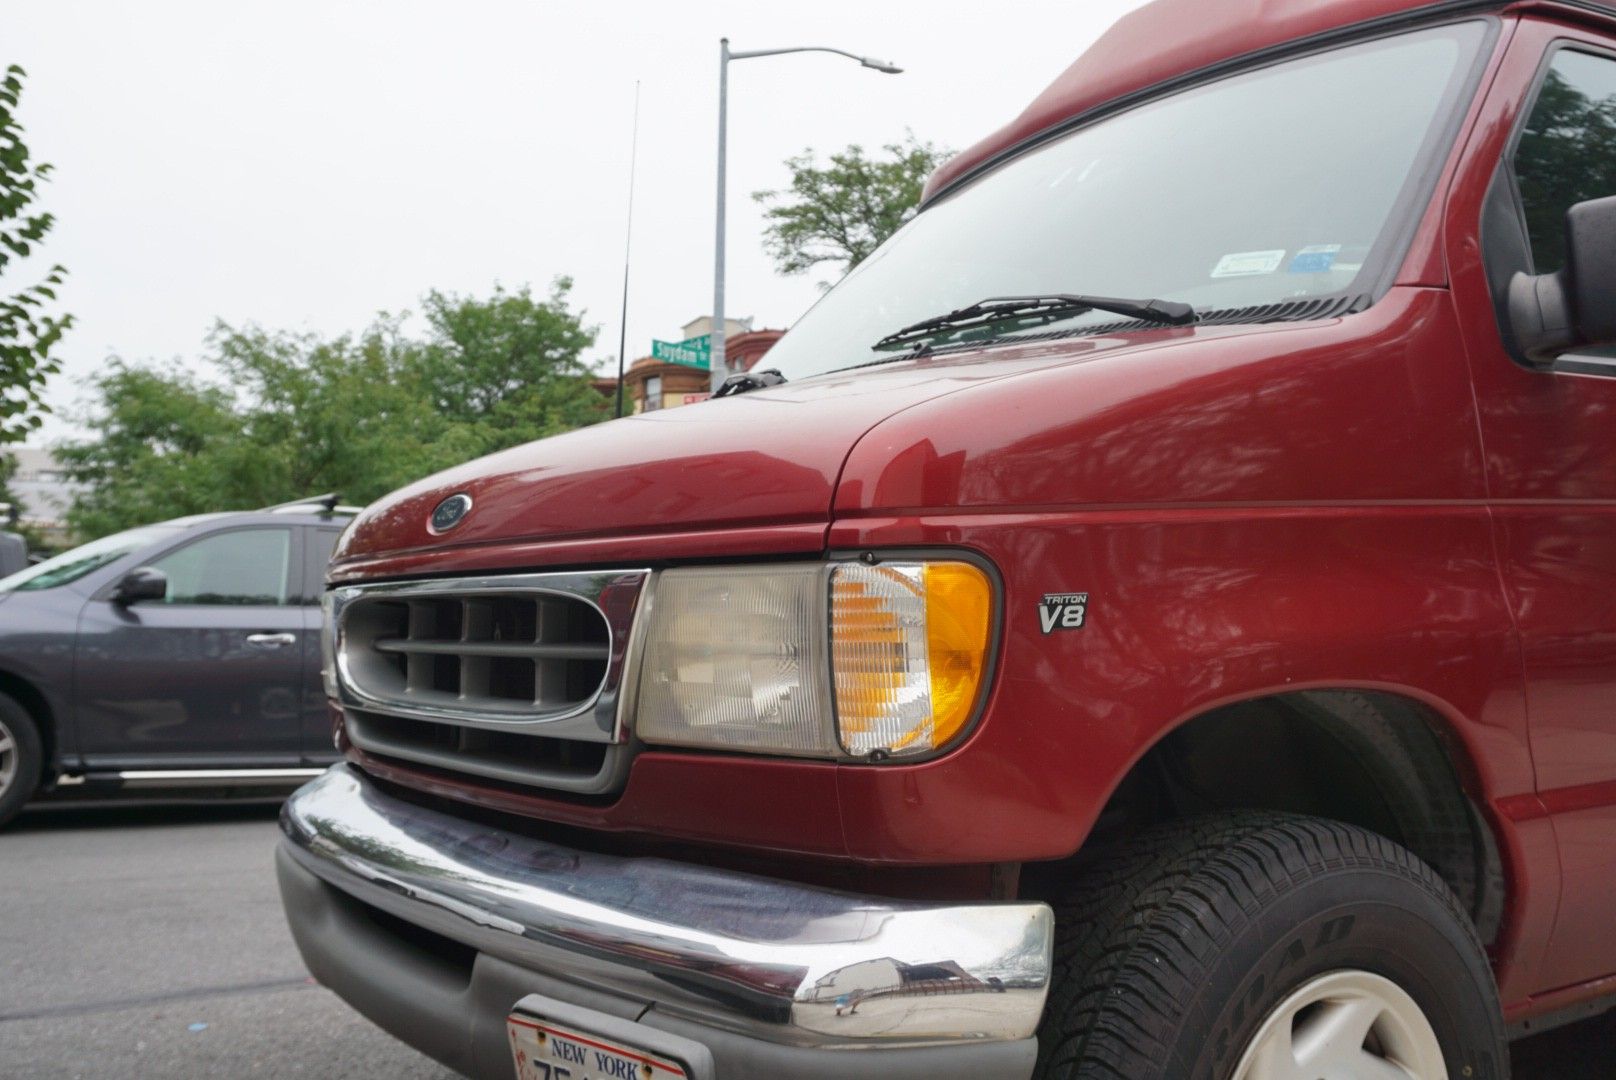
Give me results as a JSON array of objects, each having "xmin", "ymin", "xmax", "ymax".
[
  {"xmin": 1508, "ymin": 194, "xmax": 1616, "ymax": 365},
  {"xmin": 113, "ymin": 566, "xmax": 168, "ymax": 605}
]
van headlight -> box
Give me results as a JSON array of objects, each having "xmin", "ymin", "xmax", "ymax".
[{"xmin": 634, "ymin": 559, "xmax": 993, "ymax": 759}]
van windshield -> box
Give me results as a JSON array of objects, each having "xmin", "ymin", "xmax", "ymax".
[
  {"xmin": 763, "ymin": 21, "xmax": 1486, "ymax": 378},
  {"xmin": 0, "ymin": 525, "xmax": 181, "ymax": 593}
]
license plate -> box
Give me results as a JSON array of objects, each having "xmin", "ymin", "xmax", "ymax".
[{"xmin": 508, "ymin": 1014, "xmax": 690, "ymax": 1080}]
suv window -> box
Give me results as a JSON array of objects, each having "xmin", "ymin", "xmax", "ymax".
[
  {"xmin": 311, "ymin": 528, "xmax": 341, "ymax": 568},
  {"xmin": 0, "ymin": 525, "xmax": 183, "ymax": 593},
  {"xmin": 1514, "ymin": 48, "xmax": 1616, "ymax": 273},
  {"xmin": 150, "ymin": 528, "xmax": 293, "ymax": 606}
]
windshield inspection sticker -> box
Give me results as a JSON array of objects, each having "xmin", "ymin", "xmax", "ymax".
[
  {"xmin": 1211, "ymin": 250, "xmax": 1286, "ymax": 278},
  {"xmin": 1288, "ymin": 244, "xmax": 1342, "ymax": 273},
  {"xmin": 1040, "ymin": 592, "xmax": 1089, "ymax": 633}
]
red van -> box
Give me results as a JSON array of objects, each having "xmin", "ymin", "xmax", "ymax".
[{"xmin": 277, "ymin": 2, "xmax": 1616, "ymax": 1077}]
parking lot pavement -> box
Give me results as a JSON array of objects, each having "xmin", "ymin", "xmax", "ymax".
[
  {"xmin": 0, "ymin": 801, "xmax": 454, "ymax": 1079},
  {"xmin": 1511, "ymin": 1009, "xmax": 1616, "ymax": 1078},
  {"xmin": 0, "ymin": 799, "xmax": 1610, "ymax": 1080}
]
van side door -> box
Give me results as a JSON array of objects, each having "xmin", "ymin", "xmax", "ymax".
[{"xmin": 1460, "ymin": 21, "xmax": 1616, "ymax": 991}]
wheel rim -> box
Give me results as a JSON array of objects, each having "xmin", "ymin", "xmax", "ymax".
[
  {"xmin": 1232, "ymin": 969, "xmax": 1447, "ymax": 1080},
  {"xmin": 0, "ymin": 714, "xmax": 15, "ymax": 798}
]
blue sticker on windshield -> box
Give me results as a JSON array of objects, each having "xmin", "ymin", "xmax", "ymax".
[{"xmin": 1289, "ymin": 245, "xmax": 1341, "ymax": 273}]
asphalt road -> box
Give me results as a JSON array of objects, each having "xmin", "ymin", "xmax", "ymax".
[
  {"xmin": 0, "ymin": 800, "xmax": 1610, "ymax": 1079},
  {"xmin": 0, "ymin": 801, "xmax": 453, "ymax": 1079}
]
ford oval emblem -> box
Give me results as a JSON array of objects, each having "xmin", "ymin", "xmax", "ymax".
[{"xmin": 429, "ymin": 493, "xmax": 473, "ymax": 533}]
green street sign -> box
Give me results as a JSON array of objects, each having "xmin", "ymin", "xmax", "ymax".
[{"xmin": 652, "ymin": 334, "xmax": 711, "ymax": 369}]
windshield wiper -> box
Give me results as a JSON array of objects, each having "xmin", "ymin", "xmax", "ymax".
[{"xmin": 874, "ymin": 293, "xmax": 1196, "ymax": 350}]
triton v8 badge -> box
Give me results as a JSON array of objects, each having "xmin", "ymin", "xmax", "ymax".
[{"xmin": 1039, "ymin": 592, "xmax": 1089, "ymax": 633}]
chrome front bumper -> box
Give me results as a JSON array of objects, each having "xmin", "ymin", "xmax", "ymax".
[{"xmin": 279, "ymin": 765, "xmax": 1052, "ymax": 1059}]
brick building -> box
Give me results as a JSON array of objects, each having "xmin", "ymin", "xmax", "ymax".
[{"xmin": 599, "ymin": 316, "xmax": 784, "ymax": 413}]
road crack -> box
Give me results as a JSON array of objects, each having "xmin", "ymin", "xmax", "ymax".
[{"xmin": 0, "ymin": 976, "xmax": 314, "ymax": 1023}]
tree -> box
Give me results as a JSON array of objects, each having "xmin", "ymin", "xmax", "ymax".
[
  {"xmin": 413, "ymin": 280, "xmax": 608, "ymax": 454},
  {"xmin": 752, "ymin": 135, "xmax": 950, "ymax": 281},
  {"xmin": 58, "ymin": 282, "xmax": 609, "ymax": 539},
  {"xmin": 0, "ymin": 64, "xmax": 70, "ymax": 443},
  {"xmin": 53, "ymin": 362, "xmax": 242, "ymax": 538},
  {"xmin": 209, "ymin": 315, "xmax": 491, "ymax": 501}
]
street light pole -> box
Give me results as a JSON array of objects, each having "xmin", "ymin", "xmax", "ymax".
[{"xmin": 710, "ymin": 41, "xmax": 902, "ymax": 396}]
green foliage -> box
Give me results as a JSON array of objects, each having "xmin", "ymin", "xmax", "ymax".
[
  {"xmin": 0, "ymin": 64, "xmax": 70, "ymax": 443},
  {"xmin": 415, "ymin": 280, "xmax": 608, "ymax": 449},
  {"xmin": 752, "ymin": 135, "xmax": 950, "ymax": 281},
  {"xmin": 54, "ymin": 363, "xmax": 238, "ymax": 538},
  {"xmin": 0, "ymin": 449, "xmax": 19, "ymax": 521},
  {"xmin": 59, "ymin": 281, "xmax": 609, "ymax": 539}
]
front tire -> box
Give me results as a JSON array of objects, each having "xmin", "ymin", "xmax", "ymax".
[
  {"xmin": 1034, "ymin": 814, "xmax": 1507, "ymax": 1080},
  {"xmin": 0, "ymin": 693, "xmax": 43, "ymax": 830}
]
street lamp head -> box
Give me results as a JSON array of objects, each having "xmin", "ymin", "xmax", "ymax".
[{"xmin": 861, "ymin": 57, "xmax": 904, "ymax": 74}]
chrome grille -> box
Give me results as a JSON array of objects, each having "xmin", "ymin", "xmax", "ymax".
[
  {"xmin": 348, "ymin": 594, "xmax": 610, "ymax": 714},
  {"xmin": 330, "ymin": 570, "xmax": 650, "ymax": 795},
  {"xmin": 341, "ymin": 707, "xmax": 629, "ymax": 793}
]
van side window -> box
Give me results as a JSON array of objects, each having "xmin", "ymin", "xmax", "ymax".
[
  {"xmin": 1514, "ymin": 49, "xmax": 1616, "ymax": 273},
  {"xmin": 150, "ymin": 528, "xmax": 293, "ymax": 606}
]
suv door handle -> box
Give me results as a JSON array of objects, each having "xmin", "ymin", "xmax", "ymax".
[{"xmin": 246, "ymin": 632, "xmax": 297, "ymax": 648}]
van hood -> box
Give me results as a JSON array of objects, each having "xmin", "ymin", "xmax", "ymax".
[{"xmin": 332, "ymin": 323, "xmax": 1307, "ymax": 573}]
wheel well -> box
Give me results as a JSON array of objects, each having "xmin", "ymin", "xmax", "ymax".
[
  {"xmin": 0, "ymin": 669, "xmax": 57, "ymax": 780},
  {"xmin": 1030, "ymin": 690, "xmax": 1506, "ymax": 946}
]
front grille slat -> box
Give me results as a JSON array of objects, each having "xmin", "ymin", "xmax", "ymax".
[
  {"xmin": 344, "ymin": 593, "xmax": 609, "ymax": 717},
  {"xmin": 372, "ymin": 639, "xmax": 611, "ymax": 660},
  {"xmin": 344, "ymin": 707, "xmax": 620, "ymax": 793},
  {"xmin": 333, "ymin": 569, "xmax": 649, "ymax": 796}
]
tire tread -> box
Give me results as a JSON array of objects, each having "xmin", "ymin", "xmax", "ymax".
[{"xmin": 1032, "ymin": 813, "xmax": 1502, "ymax": 1079}]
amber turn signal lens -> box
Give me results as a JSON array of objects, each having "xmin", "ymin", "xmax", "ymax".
[{"xmin": 830, "ymin": 560, "xmax": 992, "ymax": 757}]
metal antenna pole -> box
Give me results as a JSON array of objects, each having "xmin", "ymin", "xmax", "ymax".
[{"xmin": 614, "ymin": 81, "xmax": 642, "ymax": 419}]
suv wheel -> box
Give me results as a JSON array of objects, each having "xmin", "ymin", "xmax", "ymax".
[
  {"xmin": 0, "ymin": 693, "xmax": 43, "ymax": 830},
  {"xmin": 1034, "ymin": 814, "xmax": 1507, "ymax": 1080}
]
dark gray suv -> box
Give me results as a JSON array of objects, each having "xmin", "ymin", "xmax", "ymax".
[{"xmin": 0, "ymin": 497, "xmax": 355, "ymax": 828}]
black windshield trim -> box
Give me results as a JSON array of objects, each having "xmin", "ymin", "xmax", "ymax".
[{"xmin": 821, "ymin": 292, "xmax": 1373, "ymax": 377}]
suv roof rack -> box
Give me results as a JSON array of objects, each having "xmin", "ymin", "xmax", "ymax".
[{"xmin": 262, "ymin": 493, "xmax": 361, "ymax": 515}]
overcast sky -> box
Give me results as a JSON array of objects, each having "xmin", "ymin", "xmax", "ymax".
[{"xmin": 10, "ymin": 0, "xmax": 1147, "ymax": 442}]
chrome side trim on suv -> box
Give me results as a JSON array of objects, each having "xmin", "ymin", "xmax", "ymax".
[{"xmin": 280, "ymin": 765, "xmax": 1053, "ymax": 1048}]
